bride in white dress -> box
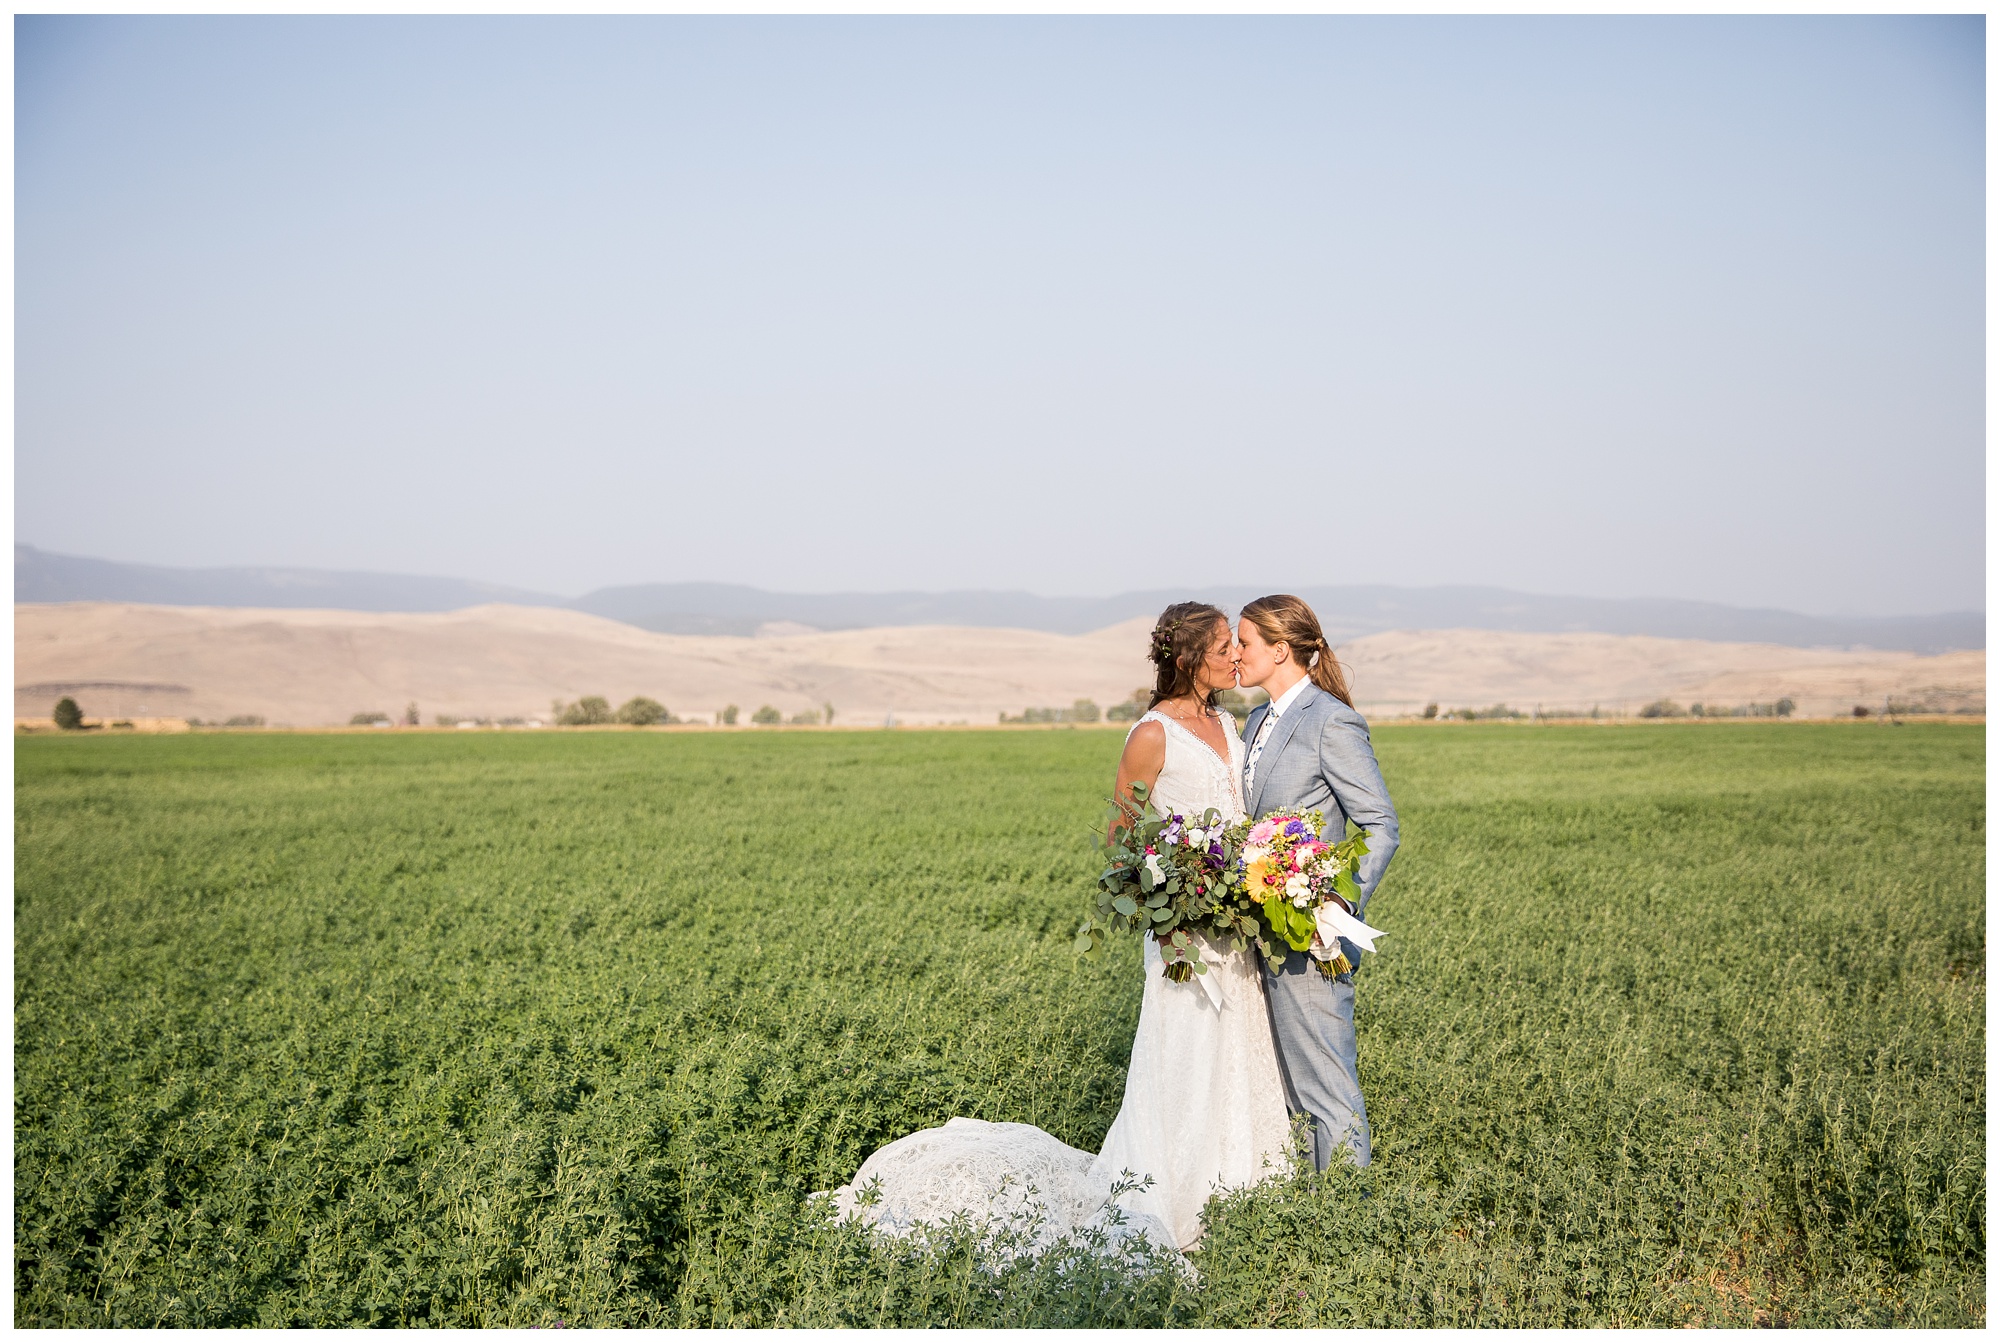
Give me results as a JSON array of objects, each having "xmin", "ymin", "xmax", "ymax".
[{"xmin": 824, "ymin": 603, "xmax": 1291, "ymax": 1254}]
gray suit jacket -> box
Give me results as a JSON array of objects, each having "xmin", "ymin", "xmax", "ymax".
[{"xmin": 1241, "ymin": 683, "xmax": 1400, "ymax": 924}]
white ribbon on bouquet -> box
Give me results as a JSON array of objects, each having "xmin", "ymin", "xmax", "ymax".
[
  {"xmin": 1311, "ymin": 900, "xmax": 1388, "ymax": 962},
  {"xmin": 1151, "ymin": 933, "xmax": 1229, "ymax": 1011},
  {"xmin": 1193, "ymin": 961, "xmax": 1226, "ymax": 1012}
]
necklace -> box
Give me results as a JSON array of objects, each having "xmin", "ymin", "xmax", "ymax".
[{"xmin": 1162, "ymin": 698, "xmax": 1218, "ymax": 722}]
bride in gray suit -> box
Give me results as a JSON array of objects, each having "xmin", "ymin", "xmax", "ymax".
[{"xmin": 1234, "ymin": 594, "xmax": 1401, "ymax": 1173}]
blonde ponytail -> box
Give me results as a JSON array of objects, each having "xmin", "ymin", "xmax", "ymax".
[{"xmin": 1242, "ymin": 594, "xmax": 1353, "ymax": 707}]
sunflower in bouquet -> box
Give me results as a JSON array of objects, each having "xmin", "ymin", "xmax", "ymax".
[
  {"xmin": 1229, "ymin": 811, "xmax": 1376, "ymax": 978},
  {"xmin": 1075, "ymin": 781, "xmax": 1265, "ymax": 981}
]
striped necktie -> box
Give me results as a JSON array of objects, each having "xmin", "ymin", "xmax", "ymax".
[{"xmin": 1245, "ymin": 708, "xmax": 1280, "ymax": 799}]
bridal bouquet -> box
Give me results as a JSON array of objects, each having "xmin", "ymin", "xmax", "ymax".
[
  {"xmin": 1228, "ymin": 811, "xmax": 1384, "ymax": 978},
  {"xmin": 1074, "ymin": 781, "xmax": 1266, "ymax": 983}
]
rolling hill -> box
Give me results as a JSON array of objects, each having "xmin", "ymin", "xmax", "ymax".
[{"xmin": 15, "ymin": 602, "xmax": 1983, "ymax": 727}]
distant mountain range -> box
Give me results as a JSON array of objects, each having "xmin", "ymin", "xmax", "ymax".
[
  {"xmin": 15, "ymin": 545, "xmax": 555, "ymax": 614},
  {"xmin": 14, "ymin": 544, "xmax": 1983, "ymax": 653}
]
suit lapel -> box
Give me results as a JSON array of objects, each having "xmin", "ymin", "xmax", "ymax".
[{"xmin": 1250, "ymin": 684, "xmax": 1321, "ymax": 818}]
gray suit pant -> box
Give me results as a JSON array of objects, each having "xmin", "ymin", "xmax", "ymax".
[{"xmin": 1262, "ymin": 949, "xmax": 1371, "ymax": 1171}]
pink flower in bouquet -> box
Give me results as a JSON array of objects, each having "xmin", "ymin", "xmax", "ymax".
[{"xmin": 1247, "ymin": 818, "xmax": 1279, "ymax": 846}]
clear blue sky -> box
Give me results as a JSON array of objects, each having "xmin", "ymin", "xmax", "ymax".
[{"xmin": 16, "ymin": 16, "xmax": 1985, "ymax": 614}]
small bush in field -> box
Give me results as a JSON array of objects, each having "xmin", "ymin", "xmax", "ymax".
[
  {"xmin": 558, "ymin": 696, "xmax": 613, "ymax": 726},
  {"xmin": 616, "ymin": 697, "xmax": 669, "ymax": 726}
]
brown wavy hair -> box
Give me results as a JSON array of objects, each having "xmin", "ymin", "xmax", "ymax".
[
  {"xmin": 1146, "ymin": 602, "xmax": 1230, "ymax": 710},
  {"xmin": 1240, "ymin": 594, "xmax": 1353, "ymax": 706}
]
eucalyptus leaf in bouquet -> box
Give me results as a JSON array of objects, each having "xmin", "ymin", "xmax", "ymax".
[{"xmin": 1075, "ymin": 782, "xmax": 1267, "ymax": 982}]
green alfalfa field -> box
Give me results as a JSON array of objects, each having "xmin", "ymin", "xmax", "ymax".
[{"xmin": 13, "ymin": 722, "xmax": 1984, "ymax": 1326}]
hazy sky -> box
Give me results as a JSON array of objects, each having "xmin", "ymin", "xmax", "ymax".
[{"xmin": 16, "ymin": 16, "xmax": 1985, "ymax": 614}]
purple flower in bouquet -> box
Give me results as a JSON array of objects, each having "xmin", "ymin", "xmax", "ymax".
[{"xmin": 1079, "ymin": 785, "xmax": 1257, "ymax": 984}]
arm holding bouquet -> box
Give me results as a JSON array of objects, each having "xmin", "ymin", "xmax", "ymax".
[
  {"xmin": 1112, "ymin": 718, "xmax": 1167, "ymax": 822},
  {"xmin": 1315, "ymin": 701, "xmax": 1399, "ymax": 921}
]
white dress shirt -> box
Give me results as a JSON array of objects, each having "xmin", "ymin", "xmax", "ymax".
[{"xmin": 1244, "ymin": 674, "xmax": 1313, "ymax": 800}]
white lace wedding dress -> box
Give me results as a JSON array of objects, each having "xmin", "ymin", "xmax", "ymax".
[{"xmin": 823, "ymin": 709, "xmax": 1292, "ymax": 1254}]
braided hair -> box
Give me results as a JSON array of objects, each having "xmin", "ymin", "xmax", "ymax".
[{"xmin": 1146, "ymin": 602, "xmax": 1230, "ymax": 710}]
